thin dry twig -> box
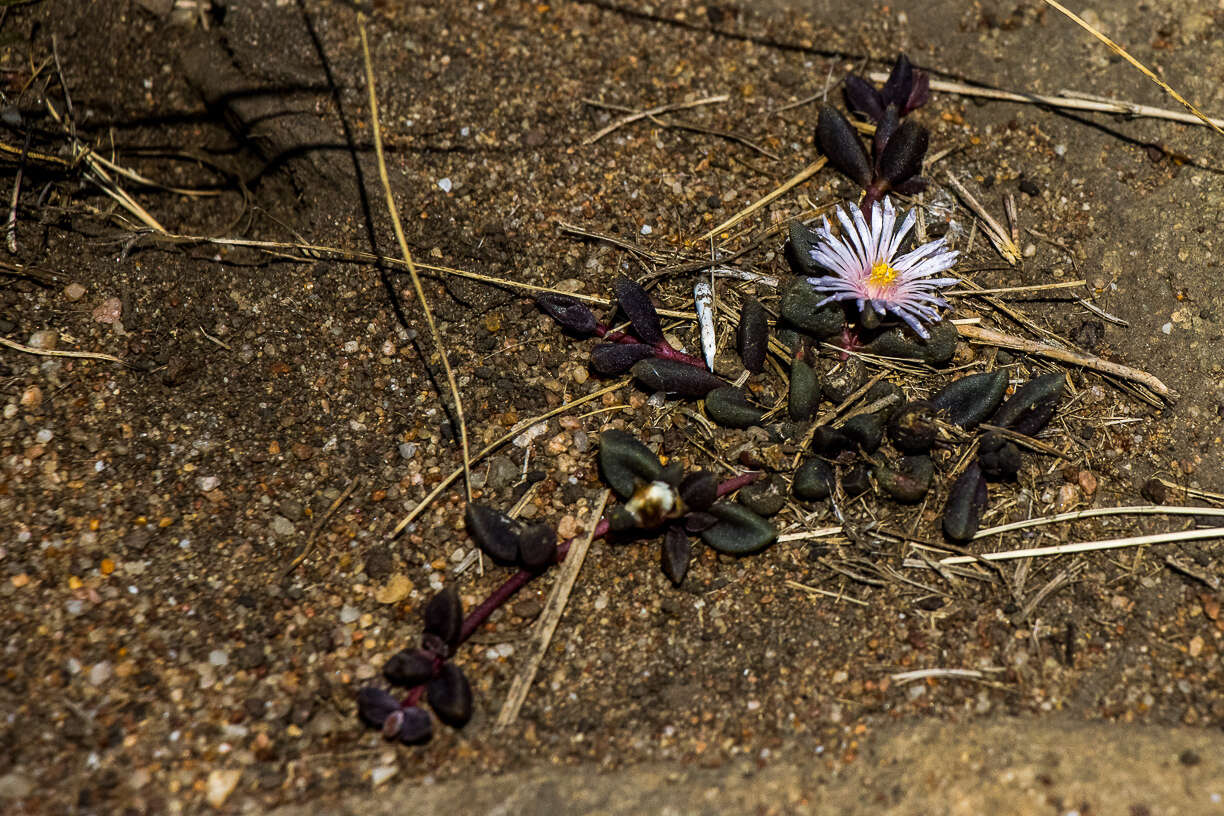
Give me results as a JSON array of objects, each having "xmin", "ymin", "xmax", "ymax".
[
  {"xmin": 698, "ymin": 158, "xmax": 827, "ymax": 241},
  {"xmin": 0, "ymin": 335, "xmax": 127, "ymax": 366},
  {"xmin": 945, "ymin": 280, "xmax": 1086, "ymax": 297},
  {"xmin": 785, "ymin": 579, "xmax": 868, "ymax": 606},
  {"xmin": 583, "ymin": 98, "xmax": 778, "ymax": 160},
  {"xmin": 389, "ymin": 379, "xmax": 630, "ymax": 539},
  {"xmin": 889, "ymin": 667, "xmax": 988, "ymax": 683},
  {"xmin": 280, "ymin": 476, "xmax": 363, "ymax": 580},
  {"xmin": 870, "ymin": 72, "xmax": 1224, "ymax": 131},
  {"xmin": 1038, "ymin": 0, "xmax": 1224, "ymax": 136},
  {"xmin": 359, "ymin": 17, "xmax": 473, "ymax": 502},
  {"xmin": 956, "ymin": 323, "xmax": 1170, "ymax": 399},
  {"xmin": 973, "ymin": 504, "xmax": 1224, "ymax": 539},
  {"xmin": 944, "ymin": 173, "xmax": 1021, "ymax": 264},
  {"xmin": 495, "ymin": 490, "xmax": 610, "ymax": 730},
  {"xmin": 584, "ymin": 94, "xmax": 730, "ymax": 144},
  {"xmin": 935, "ymin": 526, "xmax": 1224, "ymax": 565}
]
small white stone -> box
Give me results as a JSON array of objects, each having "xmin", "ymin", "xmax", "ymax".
[
  {"xmin": 1161, "ymin": 322, "xmax": 1173, "ymax": 335},
  {"xmin": 89, "ymin": 661, "xmax": 112, "ymax": 686},
  {"xmin": 370, "ymin": 765, "xmax": 397, "ymax": 787},
  {"xmin": 35, "ymin": 429, "xmax": 52, "ymax": 443},
  {"xmin": 594, "ymin": 593, "xmax": 609, "ymax": 611},
  {"xmin": 640, "ymin": 224, "xmax": 652, "ymax": 235},
  {"xmin": 339, "ymin": 605, "xmax": 360, "ymax": 624},
  {"xmin": 208, "ymin": 649, "xmax": 229, "ymax": 667},
  {"xmin": 437, "ymin": 177, "xmax": 452, "ymax": 193},
  {"xmin": 343, "ymin": 340, "xmax": 360, "ymax": 353},
  {"xmin": 197, "ymin": 475, "xmax": 219, "ymax": 492},
  {"xmin": 205, "ymin": 769, "xmax": 242, "ymax": 808}
]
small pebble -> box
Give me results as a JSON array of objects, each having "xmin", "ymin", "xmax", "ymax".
[
  {"xmin": 339, "ymin": 605, "xmax": 360, "ymax": 624},
  {"xmin": 64, "ymin": 283, "xmax": 86, "ymax": 301},
  {"xmin": 208, "ymin": 649, "xmax": 229, "ymax": 667},
  {"xmin": 1022, "ymin": 243, "xmax": 1036, "ymax": 258},
  {"xmin": 197, "ymin": 476, "xmax": 219, "ymax": 492},
  {"xmin": 27, "ymin": 330, "xmax": 57, "ymax": 350},
  {"xmin": 640, "ymin": 224, "xmax": 652, "ymax": 235},
  {"xmin": 342, "ymin": 340, "xmax": 359, "ymax": 353},
  {"xmin": 19, "ymin": 386, "xmax": 41, "ymax": 408},
  {"xmin": 92, "ymin": 297, "xmax": 122, "ymax": 324},
  {"xmin": 35, "ymin": 429, "xmax": 52, "ymax": 444},
  {"xmin": 270, "ymin": 516, "xmax": 295, "ymax": 537},
  {"xmin": 437, "ymin": 177, "xmax": 452, "ymax": 193},
  {"xmin": 370, "ymin": 765, "xmax": 397, "ymax": 787},
  {"xmin": 89, "ymin": 661, "xmax": 113, "ymax": 686},
  {"xmin": 205, "ymin": 769, "xmax": 242, "ymax": 808},
  {"xmin": 1161, "ymin": 322, "xmax": 1173, "ymax": 335}
]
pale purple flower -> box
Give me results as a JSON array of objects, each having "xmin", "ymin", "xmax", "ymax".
[{"xmin": 806, "ymin": 197, "xmax": 958, "ymax": 339}]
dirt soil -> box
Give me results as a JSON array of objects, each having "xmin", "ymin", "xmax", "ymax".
[{"xmin": 1, "ymin": 0, "xmax": 1223, "ymax": 813}]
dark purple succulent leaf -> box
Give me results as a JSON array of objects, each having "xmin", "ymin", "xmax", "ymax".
[
  {"xmin": 700, "ymin": 502, "xmax": 777, "ymax": 555},
  {"xmin": 356, "ymin": 686, "xmax": 401, "ymax": 729},
  {"xmin": 426, "ymin": 661, "xmax": 473, "ymax": 728},
  {"xmin": 816, "ymin": 105, "xmax": 872, "ymax": 188},
  {"xmin": 599, "ymin": 428, "xmax": 663, "ymax": 499},
  {"xmin": 464, "ymin": 503, "xmax": 522, "ymax": 567},
  {"xmin": 992, "ymin": 373, "xmax": 1065, "ymax": 431},
  {"xmin": 841, "ymin": 462, "xmax": 873, "ymax": 497},
  {"xmin": 888, "ymin": 400, "xmax": 937, "ymax": 454},
  {"xmin": 705, "ymin": 386, "xmax": 764, "ymax": 429},
  {"xmin": 612, "ymin": 277, "xmax": 664, "ymax": 345},
  {"xmin": 891, "ymin": 176, "xmax": 929, "ymax": 195},
  {"xmin": 423, "ymin": 586, "xmax": 463, "ymax": 653},
  {"xmin": 679, "ymin": 471, "xmax": 718, "ymax": 512},
  {"xmin": 843, "ymin": 73, "xmax": 885, "ymax": 121},
  {"xmin": 978, "ymin": 433, "xmax": 1022, "ymax": 481},
  {"xmin": 536, "ymin": 293, "xmax": 598, "ymax": 336},
  {"xmin": 943, "ymin": 461, "xmax": 988, "ymax": 541},
  {"xmin": 878, "ymin": 120, "xmax": 929, "ymax": 186},
  {"xmin": 930, "ymin": 370, "xmax": 1008, "ymax": 429},
  {"xmin": 840, "ymin": 412, "xmax": 885, "ymax": 454},
  {"xmin": 811, "ymin": 425, "xmax": 852, "ymax": 455},
  {"xmin": 875, "ymin": 455, "xmax": 934, "ymax": 503},
  {"xmin": 683, "ymin": 510, "xmax": 719, "ymax": 533},
  {"xmin": 871, "ymin": 105, "xmax": 900, "ymax": 170},
  {"xmin": 737, "ymin": 298, "xmax": 769, "ymax": 374},
  {"xmin": 661, "ymin": 526, "xmax": 691, "ymax": 587},
  {"xmin": 608, "ymin": 506, "xmax": 639, "ymax": 532},
  {"xmin": 1010, "ymin": 400, "xmax": 1058, "ymax": 437},
  {"xmin": 590, "ymin": 342, "xmax": 656, "ymax": 375},
  {"xmin": 631, "ymin": 357, "xmax": 725, "ymax": 397},
  {"xmin": 383, "ymin": 648, "xmax": 437, "ymax": 687},
  {"xmin": 881, "ymin": 53, "xmax": 914, "ymax": 111},
  {"xmin": 903, "ymin": 70, "xmax": 930, "ymax": 115},
  {"xmin": 393, "ymin": 705, "xmax": 434, "ymax": 744},
  {"xmin": 793, "ymin": 458, "xmax": 834, "ymax": 501},
  {"xmin": 516, "ymin": 522, "xmax": 557, "ymax": 571}
]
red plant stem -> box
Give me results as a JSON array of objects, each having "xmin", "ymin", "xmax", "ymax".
[
  {"xmin": 456, "ymin": 472, "xmax": 759, "ymax": 646},
  {"xmin": 593, "ymin": 324, "xmax": 707, "ymax": 369}
]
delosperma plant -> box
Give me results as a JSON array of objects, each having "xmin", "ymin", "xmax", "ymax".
[{"xmin": 357, "ymin": 52, "xmax": 1073, "ymax": 746}]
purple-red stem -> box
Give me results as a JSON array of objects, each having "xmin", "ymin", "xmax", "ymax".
[
  {"xmin": 594, "ymin": 324, "xmax": 707, "ymax": 369},
  {"xmin": 456, "ymin": 471, "xmax": 758, "ymax": 646},
  {"xmin": 398, "ymin": 471, "xmax": 760, "ymax": 710}
]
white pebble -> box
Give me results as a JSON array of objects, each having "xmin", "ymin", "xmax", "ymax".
[
  {"xmin": 1161, "ymin": 322, "xmax": 1173, "ymax": 335},
  {"xmin": 437, "ymin": 177, "xmax": 452, "ymax": 193},
  {"xmin": 343, "ymin": 340, "xmax": 360, "ymax": 353},
  {"xmin": 208, "ymin": 649, "xmax": 229, "ymax": 667},
  {"xmin": 371, "ymin": 765, "xmax": 397, "ymax": 787},
  {"xmin": 197, "ymin": 475, "xmax": 219, "ymax": 492},
  {"xmin": 205, "ymin": 769, "xmax": 242, "ymax": 808},
  {"xmin": 35, "ymin": 429, "xmax": 53, "ymax": 443},
  {"xmin": 640, "ymin": 224, "xmax": 652, "ymax": 235},
  {"xmin": 594, "ymin": 593, "xmax": 609, "ymax": 611},
  {"xmin": 339, "ymin": 605, "xmax": 360, "ymax": 624},
  {"xmin": 89, "ymin": 661, "xmax": 112, "ymax": 686}
]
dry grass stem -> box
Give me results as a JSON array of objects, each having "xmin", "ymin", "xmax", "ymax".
[
  {"xmin": 359, "ymin": 17, "xmax": 472, "ymax": 501},
  {"xmin": 943, "ymin": 173, "xmax": 1021, "ymax": 264},
  {"xmin": 869, "ymin": 71, "xmax": 1224, "ymax": 131},
  {"xmin": 1038, "ymin": 0, "xmax": 1224, "ymax": 136},
  {"xmin": 889, "ymin": 668, "xmax": 988, "ymax": 683},
  {"xmin": 956, "ymin": 324, "xmax": 1170, "ymax": 399},
  {"xmin": 583, "ymin": 94, "xmax": 730, "ymax": 144},
  {"xmin": 698, "ymin": 158, "xmax": 827, "ymax": 241},
  {"xmin": 388, "ymin": 379, "xmax": 631, "ymax": 539},
  {"xmin": 936, "ymin": 526, "xmax": 1224, "ymax": 566},
  {"xmin": 0, "ymin": 335, "xmax": 128, "ymax": 366},
  {"xmin": 495, "ymin": 490, "xmax": 610, "ymax": 730},
  {"xmin": 784, "ymin": 580, "xmax": 868, "ymax": 606},
  {"xmin": 973, "ymin": 504, "xmax": 1224, "ymax": 539},
  {"xmin": 946, "ymin": 280, "xmax": 1085, "ymax": 296}
]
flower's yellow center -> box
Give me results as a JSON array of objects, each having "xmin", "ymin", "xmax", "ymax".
[{"xmin": 869, "ymin": 260, "xmax": 898, "ymax": 289}]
